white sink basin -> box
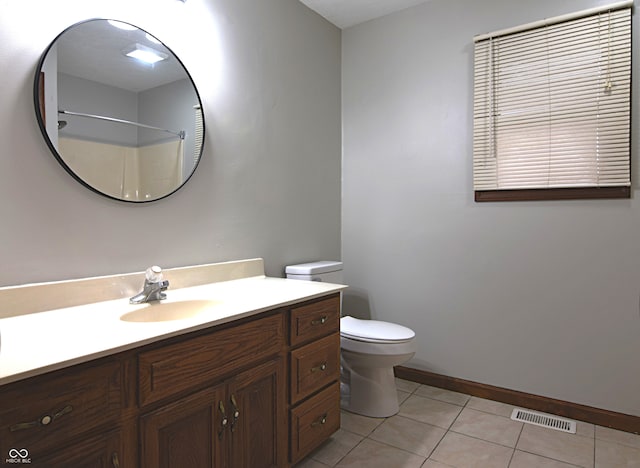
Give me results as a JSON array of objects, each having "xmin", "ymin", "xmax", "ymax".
[{"xmin": 119, "ymin": 300, "xmax": 220, "ymax": 323}]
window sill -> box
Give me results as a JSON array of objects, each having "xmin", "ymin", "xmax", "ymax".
[{"xmin": 475, "ymin": 187, "xmax": 631, "ymax": 202}]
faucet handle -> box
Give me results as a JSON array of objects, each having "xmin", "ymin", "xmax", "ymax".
[{"xmin": 145, "ymin": 265, "xmax": 164, "ymax": 283}]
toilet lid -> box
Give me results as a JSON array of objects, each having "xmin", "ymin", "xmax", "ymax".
[{"xmin": 340, "ymin": 316, "xmax": 415, "ymax": 343}]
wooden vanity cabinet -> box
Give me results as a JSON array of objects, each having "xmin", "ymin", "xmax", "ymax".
[{"xmin": 0, "ymin": 292, "xmax": 342, "ymax": 467}]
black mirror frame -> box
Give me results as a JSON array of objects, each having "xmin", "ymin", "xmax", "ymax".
[{"xmin": 33, "ymin": 18, "xmax": 205, "ymax": 203}]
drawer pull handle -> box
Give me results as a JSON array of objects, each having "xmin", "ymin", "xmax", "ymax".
[
  {"xmin": 311, "ymin": 316, "xmax": 328, "ymax": 326},
  {"xmin": 230, "ymin": 394, "xmax": 240, "ymax": 432},
  {"xmin": 111, "ymin": 452, "xmax": 120, "ymax": 468},
  {"xmin": 218, "ymin": 401, "xmax": 228, "ymax": 440},
  {"xmin": 311, "ymin": 414, "xmax": 328, "ymax": 427},
  {"xmin": 311, "ymin": 363, "xmax": 327, "ymax": 373},
  {"xmin": 10, "ymin": 405, "xmax": 73, "ymax": 432}
]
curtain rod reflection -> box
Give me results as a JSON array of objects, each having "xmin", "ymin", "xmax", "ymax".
[{"xmin": 58, "ymin": 110, "xmax": 185, "ymax": 140}]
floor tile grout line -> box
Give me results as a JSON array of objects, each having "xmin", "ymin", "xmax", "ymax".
[
  {"xmin": 418, "ymin": 402, "xmax": 463, "ymax": 466},
  {"xmin": 337, "ymin": 416, "xmax": 392, "ymax": 465},
  {"xmin": 308, "ymin": 426, "xmax": 364, "ymax": 467},
  {"xmin": 513, "ymin": 420, "xmax": 525, "ymax": 448},
  {"xmin": 368, "ymin": 412, "xmax": 458, "ymax": 461},
  {"xmin": 592, "ymin": 425, "xmax": 596, "ymax": 468},
  {"xmin": 459, "ymin": 404, "xmax": 524, "ymax": 423},
  {"xmin": 448, "ymin": 403, "xmax": 465, "ymax": 428},
  {"xmin": 335, "ymin": 435, "xmax": 368, "ymax": 467},
  {"xmin": 411, "ymin": 386, "xmax": 471, "ymax": 408},
  {"xmin": 361, "ymin": 436, "xmax": 429, "ymax": 463},
  {"xmin": 593, "ymin": 431, "xmax": 640, "ymax": 448},
  {"xmin": 369, "ymin": 416, "xmax": 451, "ymax": 461},
  {"xmin": 342, "ymin": 433, "xmax": 432, "ymax": 466},
  {"xmin": 514, "ymin": 448, "xmax": 587, "ymax": 468},
  {"xmin": 507, "ymin": 424, "xmax": 525, "ymax": 468},
  {"xmin": 423, "ymin": 421, "xmax": 453, "ymax": 464},
  {"xmin": 446, "ymin": 426, "xmax": 521, "ymax": 450},
  {"xmin": 506, "ymin": 446, "xmax": 516, "ymax": 467},
  {"xmin": 402, "ymin": 391, "xmax": 469, "ymax": 410}
]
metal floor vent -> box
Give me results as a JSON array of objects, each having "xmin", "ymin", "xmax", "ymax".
[{"xmin": 510, "ymin": 408, "xmax": 576, "ymax": 434}]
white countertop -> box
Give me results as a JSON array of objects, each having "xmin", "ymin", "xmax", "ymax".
[{"xmin": 0, "ymin": 275, "xmax": 346, "ymax": 386}]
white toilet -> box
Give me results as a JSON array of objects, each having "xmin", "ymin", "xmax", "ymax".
[
  {"xmin": 285, "ymin": 261, "xmax": 416, "ymax": 418},
  {"xmin": 340, "ymin": 316, "xmax": 415, "ymax": 417}
]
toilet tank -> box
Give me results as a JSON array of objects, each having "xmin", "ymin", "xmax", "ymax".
[{"xmin": 285, "ymin": 261, "xmax": 343, "ymax": 283}]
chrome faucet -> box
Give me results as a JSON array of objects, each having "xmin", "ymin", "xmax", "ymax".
[{"xmin": 130, "ymin": 266, "xmax": 169, "ymax": 304}]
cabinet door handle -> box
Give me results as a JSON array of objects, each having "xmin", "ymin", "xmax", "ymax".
[
  {"xmin": 311, "ymin": 414, "xmax": 328, "ymax": 427},
  {"xmin": 218, "ymin": 401, "xmax": 228, "ymax": 440},
  {"xmin": 311, "ymin": 363, "xmax": 327, "ymax": 373},
  {"xmin": 311, "ymin": 316, "xmax": 328, "ymax": 326},
  {"xmin": 10, "ymin": 404, "xmax": 73, "ymax": 432},
  {"xmin": 111, "ymin": 452, "xmax": 120, "ymax": 468},
  {"xmin": 230, "ymin": 394, "xmax": 240, "ymax": 433}
]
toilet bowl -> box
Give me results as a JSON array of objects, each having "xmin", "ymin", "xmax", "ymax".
[{"xmin": 340, "ymin": 316, "xmax": 415, "ymax": 417}]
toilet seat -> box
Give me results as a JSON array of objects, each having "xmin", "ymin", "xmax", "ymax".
[{"xmin": 340, "ymin": 316, "xmax": 415, "ymax": 344}]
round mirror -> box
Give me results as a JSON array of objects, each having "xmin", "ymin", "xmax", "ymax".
[{"xmin": 34, "ymin": 19, "xmax": 205, "ymax": 202}]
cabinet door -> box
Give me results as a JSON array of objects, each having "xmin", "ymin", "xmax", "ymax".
[
  {"xmin": 140, "ymin": 385, "xmax": 226, "ymax": 468},
  {"xmin": 228, "ymin": 358, "xmax": 286, "ymax": 468}
]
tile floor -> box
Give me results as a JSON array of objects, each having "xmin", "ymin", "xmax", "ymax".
[{"xmin": 296, "ymin": 379, "xmax": 640, "ymax": 468}]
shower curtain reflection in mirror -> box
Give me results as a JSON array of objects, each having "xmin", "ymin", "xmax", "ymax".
[{"xmin": 59, "ymin": 136, "xmax": 184, "ymax": 201}]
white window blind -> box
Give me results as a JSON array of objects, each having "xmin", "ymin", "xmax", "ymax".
[{"xmin": 473, "ymin": 4, "xmax": 631, "ymax": 198}]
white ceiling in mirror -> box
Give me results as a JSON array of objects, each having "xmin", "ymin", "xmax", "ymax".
[
  {"xmin": 57, "ymin": 20, "xmax": 186, "ymax": 92},
  {"xmin": 299, "ymin": 0, "xmax": 433, "ymax": 28}
]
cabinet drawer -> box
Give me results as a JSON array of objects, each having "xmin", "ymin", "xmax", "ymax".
[
  {"xmin": 290, "ymin": 382, "xmax": 340, "ymax": 464},
  {"xmin": 290, "ymin": 333, "xmax": 340, "ymax": 404},
  {"xmin": 139, "ymin": 311, "xmax": 285, "ymax": 407},
  {"xmin": 290, "ymin": 294, "xmax": 340, "ymax": 347},
  {"xmin": 38, "ymin": 428, "xmax": 122, "ymax": 468},
  {"xmin": 0, "ymin": 358, "xmax": 124, "ymax": 455}
]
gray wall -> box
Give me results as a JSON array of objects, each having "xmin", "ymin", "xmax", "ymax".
[
  {"xmin": 342, "ymin": 0, "xmax": 640, "ymax": 416},
  {"xmin": 0, "ymin": 0, "xmax": 341, "ymax": 285}
]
